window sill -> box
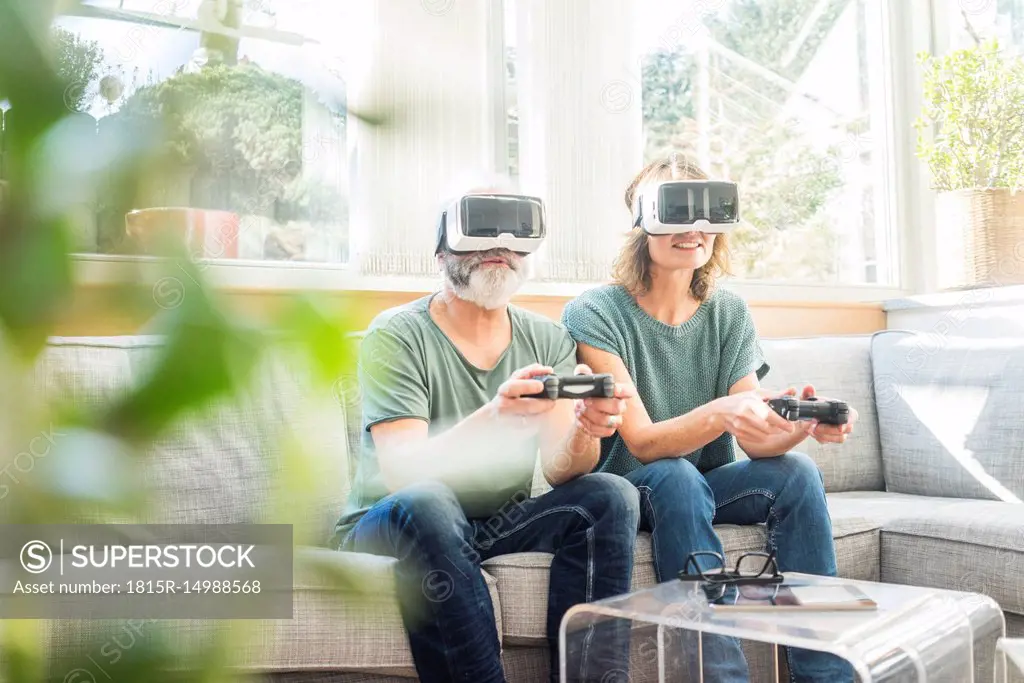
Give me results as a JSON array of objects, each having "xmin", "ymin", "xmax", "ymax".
[
  {"xmin": 71, "ymin": 254, "xmax": 902, "ymax": 305},
  {"xmin": 882, "ymin": 284, "xmax": 1024, "ymax": 313}
]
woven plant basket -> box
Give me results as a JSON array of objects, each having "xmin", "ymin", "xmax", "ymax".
[{"xmin": 935, "ymin": 188, "xmax": 1024, "ymax": 289}]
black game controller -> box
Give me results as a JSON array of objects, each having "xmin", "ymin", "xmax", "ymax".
[
  {"xmin": 766, "ymin": 396, "xmax": 849, "ymax": 426},
  {"xmin": 524, "ymin": 374, "xmax": 616, "ymax": 400}
]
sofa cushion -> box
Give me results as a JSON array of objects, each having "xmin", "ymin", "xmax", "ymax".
[
  {"xmin": 484, "ymin": 510, "xmax": 880, "ymax": 646},
  {"xmin": 876, "ymin": 499, "xmax": 1024, "ymax": 615},
  {"xmin": 254, "ymin": 548, "xmax": 503, "ymax": 676},
  {"xmin": 829, "ymin": 490, "xmax": 1024, "ymax": 615},
  {"xmin": 870, "ymin": 330, "xmax": 1024, "ymax": 501},
  {"xmin": 36, "ymin": 547, "xmax": 502, "ymax": 678},
  {"xmin": 826, "ymin": 490, "xmax": 968, "ymax": 525},
  {"xmin": 28, "ymin": 337, "xmax": 351, "ymax": 546},
  {"xmin": 759, "ymin": 335, "xmax": 885, "ymax": 492}
]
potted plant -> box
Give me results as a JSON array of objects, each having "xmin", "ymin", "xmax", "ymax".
[
  {"xmin": 914, "ymin": 35, "xmax": 1024, "ymax": 289},
  {"xmin": 108, "ymin": 62, "xmax": 308, "ymax": 259}
]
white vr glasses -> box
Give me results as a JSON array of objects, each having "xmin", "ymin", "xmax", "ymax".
[
  {"xmin": 435, "ymin": 193, "xmax": 546, "ymax": 255},
  {"xmin": 633, "ymin": 180, "xmax": 741, "ymax": 234}
]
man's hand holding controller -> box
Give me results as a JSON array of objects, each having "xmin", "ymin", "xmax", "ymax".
[
  {"xmin": 488, "ymin": 363, "xmax": 565, "ymax": 426},
  {"xmin": 489, "ymin": 363, "xmax": 633, "ymax": 438}
]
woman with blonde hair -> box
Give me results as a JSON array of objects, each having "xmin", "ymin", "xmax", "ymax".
[{"xmin": 561, "ymin": 153, "xmax": 858, "ymax": 682}]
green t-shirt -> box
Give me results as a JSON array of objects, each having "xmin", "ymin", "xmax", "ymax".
[
  {"xmin": 561, "ymin": 284, "xmax": 769, "ymax": 477},
  {"xmin": 337, "ymin": 293, "xmax": 579, "ymax": 536}
]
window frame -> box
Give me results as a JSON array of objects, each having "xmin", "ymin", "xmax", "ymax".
[{"xmin": 63, "ymin": 0, "xmax": 947, "ymax": 304}]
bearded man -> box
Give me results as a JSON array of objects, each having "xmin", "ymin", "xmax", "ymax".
[{"xmin": 334, "ymin": 187, "xmax": 640, "ymax": 683}]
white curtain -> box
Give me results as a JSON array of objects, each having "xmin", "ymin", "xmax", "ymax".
[
  {"xmin": 347, "ymin": 0, "xmax": 643, "ymax": 285},
  {"xmin": 346, "ymin": 0, "xmax": 503, "ymax": 278},
  {"xmin": 513, "ymin": 0, "xmax": 643, "ymax": 283}
]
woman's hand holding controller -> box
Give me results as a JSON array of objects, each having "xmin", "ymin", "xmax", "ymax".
[
  {"xmin": 712, "ymin": 388, "xmax": 797, "ymax": 442},
  {"xmin": 795, "ymin": 384, "xmax": 858, "ymax": 444}
]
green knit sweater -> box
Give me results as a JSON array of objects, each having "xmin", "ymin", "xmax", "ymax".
[{"xmin": 561, "ymin": 284, "xmax": 769, "ymax": 476}]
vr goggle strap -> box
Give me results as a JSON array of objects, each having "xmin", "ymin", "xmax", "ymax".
[{"xmin": 435, "ymin": 210, "xmax": 448, "ymax": 255}]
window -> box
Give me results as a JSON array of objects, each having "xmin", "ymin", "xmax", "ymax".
[
  {"xmin": 946, "ymin": 0, "xmax": 1024, "ymax": 52},
  {"xmin": 18, "ymin": 0, "xmax": 917, "ymax": 295},
  {"xmin": 38, "ymin": 0, "xmax": 350, "ymax": 264},
  {"xmin": 638, "ymin": 0, "xmax": 897, "ymax": 286}
]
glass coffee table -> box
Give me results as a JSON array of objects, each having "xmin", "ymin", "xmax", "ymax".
[
  {"xmin": 997, "ymin": 638, "xmax": 1024, "ymax": 682},
  {"xmin": 559, "ymin": 572, "xmax": 1004, "ymax": 682}
]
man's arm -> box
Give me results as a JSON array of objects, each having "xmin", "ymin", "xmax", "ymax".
[
  {"xmin": 576, "ymin": 343, "xmax": 796, "ymax": 462},
  {"xmin": 534, "ymin": 364, "xmax": 636, "ymax": 486},
  {"xmin": 371, "ymin": 364, "xmax": 560, "ymax": 493},
  {"xmin": 536, "ymin": 395, "xmax": 599, "ymax": 486}
]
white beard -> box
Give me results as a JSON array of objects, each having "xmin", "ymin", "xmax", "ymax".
[{"xmin": 452, "ymin": 266, "xmax": 524, "ymax": 309}]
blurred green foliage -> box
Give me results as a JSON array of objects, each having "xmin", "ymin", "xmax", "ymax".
[{"xmin": 0, "ymin": 1, "xmax": 372, "ymax": 680}]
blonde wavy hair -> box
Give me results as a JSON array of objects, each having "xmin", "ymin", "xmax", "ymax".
[{"xmin": 612, "ymin": 153, "xmax": 732, "ymax": 301}]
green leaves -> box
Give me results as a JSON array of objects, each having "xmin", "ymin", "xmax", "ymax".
[
  {"xmin": 277, "ymin": 293, "xmax": 360, "ymax": 386},
  {"xmin": 0, "ymin": 1, "xmax": 377, "ymax": 681},
  {"xmin": 101, "ymin": 259, "xmax": 264, "ymax": 446},
  {"xmin": 0, "ymin": 621, "xmax": 44, "ymax": 683},
  {"xmin": 915, "ymin": 39, "xmax": 1024, "ymax": 191},
  {"xmin": 0, "ymin": 1, "xmax": 82, "ymax": 359},
  {"xmin": 0, "ymin": 207, "xmax": 74, "ymax": 360}
]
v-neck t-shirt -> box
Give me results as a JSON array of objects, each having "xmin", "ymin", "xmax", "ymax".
[
  {"xmin": 561, "ymin": 284, "xmax": 769, "ymax": 477},
  {"xmin": 337, "ymin": 293, "xmax": 579, "ymax": 535}
]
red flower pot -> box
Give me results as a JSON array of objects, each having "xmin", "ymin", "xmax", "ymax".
[{"xmin": 125, "ymin": 207, "xmax": 239, "ymax": 259}]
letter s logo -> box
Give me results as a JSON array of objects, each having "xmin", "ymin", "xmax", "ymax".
[{"xmin": 20, "ymin": 540, "xmax": 52, "ymax": 574}]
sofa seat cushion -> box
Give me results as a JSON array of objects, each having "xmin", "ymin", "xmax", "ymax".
[
  {"xmin": 875, "ymin": 500, "xmax": 1024, "ymax": 616},
  {"xmin": 31, "ymin": 548, "xmax": 503, "ymax": 677},
  {"xmin": 826, "ymin": 490, "xmax": 970, "ymax": 523},
  {"xmin": 264, "ymin": 548, "xmax": 503, "ymax": 676},
  {"xmin": 484, "ymin": 511, "xmax": 879, "ymax": 647},
  {"xmin": 829, "ymin": 491, "xmax": 1024, "ymax": 615}
]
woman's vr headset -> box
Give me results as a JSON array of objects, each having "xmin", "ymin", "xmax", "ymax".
[
  {"xmin": 633, "ymin": 180, "xmax": 741, "ymax": 234},
  {"xmin": 435, "ymin": 194, "xmax": 546, "ymax": 255}
]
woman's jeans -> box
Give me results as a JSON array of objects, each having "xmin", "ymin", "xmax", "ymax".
[
  {"xmin": 625, "ymin": 452, "xmax": 855, "ymax": 683},
  {"xmin": 338, "ymin": 473, "xmax": 640, "ymax": 683}
]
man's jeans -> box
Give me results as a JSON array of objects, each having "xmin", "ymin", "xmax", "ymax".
[
  {"xmin": 625, "ymin": 453, "xmax": 855, "ymax": 683},
  {"xmin": 339, "ymin": 473, "xmax": 640, "ymax": 683}
]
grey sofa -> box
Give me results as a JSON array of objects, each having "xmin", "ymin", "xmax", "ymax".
[{"xmin": 12, "ymin": 328, "xmax": 1024, "ymax": 681}]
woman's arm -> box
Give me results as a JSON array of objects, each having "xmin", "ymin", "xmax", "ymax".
[{"xmin": 577, "ymin": 343, "xmax": 796, "ymax": 463}]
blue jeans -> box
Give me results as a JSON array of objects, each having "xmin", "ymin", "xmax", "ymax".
[
  {"xmin": 625, "ymin": 453, "xmax": 855, "ymax": 683},
  {"xmin": 338, "ymin": 473, "xmax": 640, "ymax": 683}
]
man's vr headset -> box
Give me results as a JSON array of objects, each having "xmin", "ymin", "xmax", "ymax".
[
  {"xmin": 435, "ymin": 194, "xmax": 546, "ymax": 255},
  {"xmin": 633, "ymin": 180, "xmax": 741, "ymax": 234}
]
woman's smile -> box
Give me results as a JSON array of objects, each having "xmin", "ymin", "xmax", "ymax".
[{"xmin": 669, "ymin": 232, "xmax": 709, "ymax": 254}]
